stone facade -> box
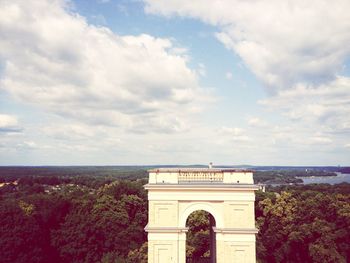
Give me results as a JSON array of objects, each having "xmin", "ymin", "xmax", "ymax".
[{"xmin": 145, "ymin": 168, "xmax": 259, "ymax": 263}]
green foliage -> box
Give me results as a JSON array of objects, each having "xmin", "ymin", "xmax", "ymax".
[
  {"xmin": 127, "ymin": 242, "xmax": 148, "ymax": 263},
  {"xmin": 0, "ymin": 172, "xmax": 148, "ymax": 263},
  {"xmin": 0, "ymin": 168, "xmax": 349, "ymax": 263},
  {"xmin": 0, "ymin": 199, "xmax": 47, "ymax": 263},
  {"xmin": 186, "ymin": 210, "xmax": 212, "ymax": 259},
  {"xmin": 18, "ymin": 200, "xmax": 35, "ymax": 216},
  {"xmin": 256, "ymin": 186, "xmax": 350, "ymax": 263},
  {"xmin": 0, "ymin": 166, "xmax": 148, "ymax": 183},
  {"xmin": 51, "ymin": 182, "xmax": 147, "ymax": 263},
  {"xmin": 100, "ymin": 252, "xmax": 126, "ymax": 263}
]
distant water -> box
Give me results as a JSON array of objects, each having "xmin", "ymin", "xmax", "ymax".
[{"xmin": 298, "ymin": 173, "xmax": 350, "ymax": 185}]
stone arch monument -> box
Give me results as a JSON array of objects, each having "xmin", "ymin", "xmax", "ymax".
[{"xmin": 145, "ymin": 167, "xmax": 259, "ymax": 263}]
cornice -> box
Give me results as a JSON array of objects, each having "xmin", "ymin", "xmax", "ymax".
[
  {"xmin": 144, "ymin": 183, "xmax": 260, "ymax": 191},
  {"xmin": 213, "ymin": 227, "xmax": 259, "ymax": 234},
  {"xmin": 145, "ymin": 226, "xmax": 189, "ymax": 233}
]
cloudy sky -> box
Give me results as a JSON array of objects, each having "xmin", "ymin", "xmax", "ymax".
[{"xmin": 0, "ymin": 0, "xmax": 349, "ymax": 165}]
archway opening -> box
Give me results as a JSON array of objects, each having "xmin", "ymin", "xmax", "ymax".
[{"xmin": 186, "ymin": 210, "xmax": 216, "ymax": 263}]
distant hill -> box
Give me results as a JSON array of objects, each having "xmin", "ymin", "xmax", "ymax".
[
  {"xmin": 0, "ymin": 165, "xmax": 348, "ymax": 185},
  {"xmin": 338, "ymin": 167, "xmax": 350, "ymax": 173}
]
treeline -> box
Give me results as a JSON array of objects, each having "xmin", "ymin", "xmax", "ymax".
[
  {"xmin": 253, "ymin": 170, "xmax": 338, "ymax": 184},
  {"xmin": 1, "ymin": 166, "xmax": 345, "ymax": 185},
  {"xmin": 338, "ymin": 167, "xmax": 350, "ymax": 173},
  {"xmin": 255, "ymin": 183, "xmax": 350, "ymax": 262},
  {"xmin": 0, "ymin": 177, "xmax": 148, "ymax": 263},
  {"xmin": 0, "ymin": 166, "xmax": 148, "ymax": 183},
  {"xmin": 0, "ymin": 171, "xmax": 349, "ymax": 262}
]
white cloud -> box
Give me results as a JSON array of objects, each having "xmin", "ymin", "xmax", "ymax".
[
  {"xmin": 218, "ymin": 126, "xmax": 251, "ymax": 142},
  {"xmin": 144, "ymin": 0, "xmax": 350, "ymax": 153},
  {"xmin": 225, "ymin": 72, "xmax": 232, "ymax": 80},
  {"xmin": 247, "ymin": 117, "xmax": 268, "ymax": 128},
  {"xmin": 0, "ymin": 0, "xmax": 209, "ymax": 134},
  {"xmin": 309, "ymin": 136, "xmax": 332, "ymax": 145},
  {"xmin": 144, "ymin": 0, "xmax": 350, "ymax": 91},
  {"xmin": 42, "ymin": 123, "xmax": 97, "ymax": 141},
  {"xmin": 0, "ymin": 114, "xmax": 21, "ymax": 132},
  {"xmin": 260, "ymin": 76, "xmax": 350, "ymax": 133},
  {"xmin": 18, "ymin": 141, "xmax": 37, "ymax": 149},
  {"xmin": 218, "ymin": 126, "xmax": 243, "ymax": 136},
  {"xmin": 0, "ymin": 0, "xmax": 349, "ymax": 165},
  {"xmin": 0, "ymin": 114, "xmax": 18, "ymax": 127}
]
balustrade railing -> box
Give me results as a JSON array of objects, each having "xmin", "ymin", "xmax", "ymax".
[{"xmin": 178, "ymin": 171, "xmax": 223, "ymax": 183}]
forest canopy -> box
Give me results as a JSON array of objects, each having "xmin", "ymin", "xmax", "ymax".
[{"xmin": 0, "ymin": 167, "xmax": 349, "ymax": 262}]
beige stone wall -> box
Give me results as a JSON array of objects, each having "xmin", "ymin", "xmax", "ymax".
[
  {"xmin": 145, "ymin": 169, "xmax": 258, "ymax": 263},
  {"xmin": 148, "ymin": 240, "xmax": 177, "ymax": 263},
  {"xmin": 216, "ymin": 240, "xmax": 256, "ymax": 263},
  {"xmin": 216, "ymin": 233, "xmax": 256, "ymax": 263},
  {"xmin": 148, "ymin": 201, "xmax": 178, "ymax": 227},
  {"xmin": 223, "ymin": 172, "xmax": 254, "ymax": 184},
  {"xmin": 224, "ymin": 200, "xmax": 255, "ymax": 228},
  {"xmin": 149, "ymin": 172, "xmax": 179, "ymax": 184}
]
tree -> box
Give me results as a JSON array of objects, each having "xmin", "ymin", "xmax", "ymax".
[
  {"xmin": 0, "ymin": 199, "xmax": 47, "ymax": 263},
  {"xmin": 186, "ymin": 210, "xmax": 211, "ymax": 259},
  {"xmin": 51, "ymin": 195, "xmax": 130, "ymax": 262},
  {"xmin": 256, "ymin": 189, "xmax": 350, "ymax": 263},
  {"xmin": 127, "ymin": 242, "xmax": 147, "ymax": 263}
]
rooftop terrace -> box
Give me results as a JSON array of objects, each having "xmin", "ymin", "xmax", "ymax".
[{"xmin": 148, "ymin": 168, "xmax": 254, "ymax": 185}]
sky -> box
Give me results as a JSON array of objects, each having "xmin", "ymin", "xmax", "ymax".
[{"xmin": 0, "ymin": 0, "xmax": 350, "ymax": 166}]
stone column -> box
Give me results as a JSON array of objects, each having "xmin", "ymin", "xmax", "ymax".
[
  {"xmin": 178, "ymin": 231, "xmax": 187, "ymax": 263},
  {"xmin": 214, "ymin": 228, "xmax": 257, "ymax": 263},
  {"xmin": 147, "ymin": 231, "xmax": 180, "ymax": 263}
]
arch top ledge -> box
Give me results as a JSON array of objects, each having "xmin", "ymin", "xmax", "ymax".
[
  {"xmin": 144, "ymin": 183, "xmax": 259, "ymax": 191},
  {"xmin": 147, "ymin": 167, "xmax": 255, "ymax": 185}
]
